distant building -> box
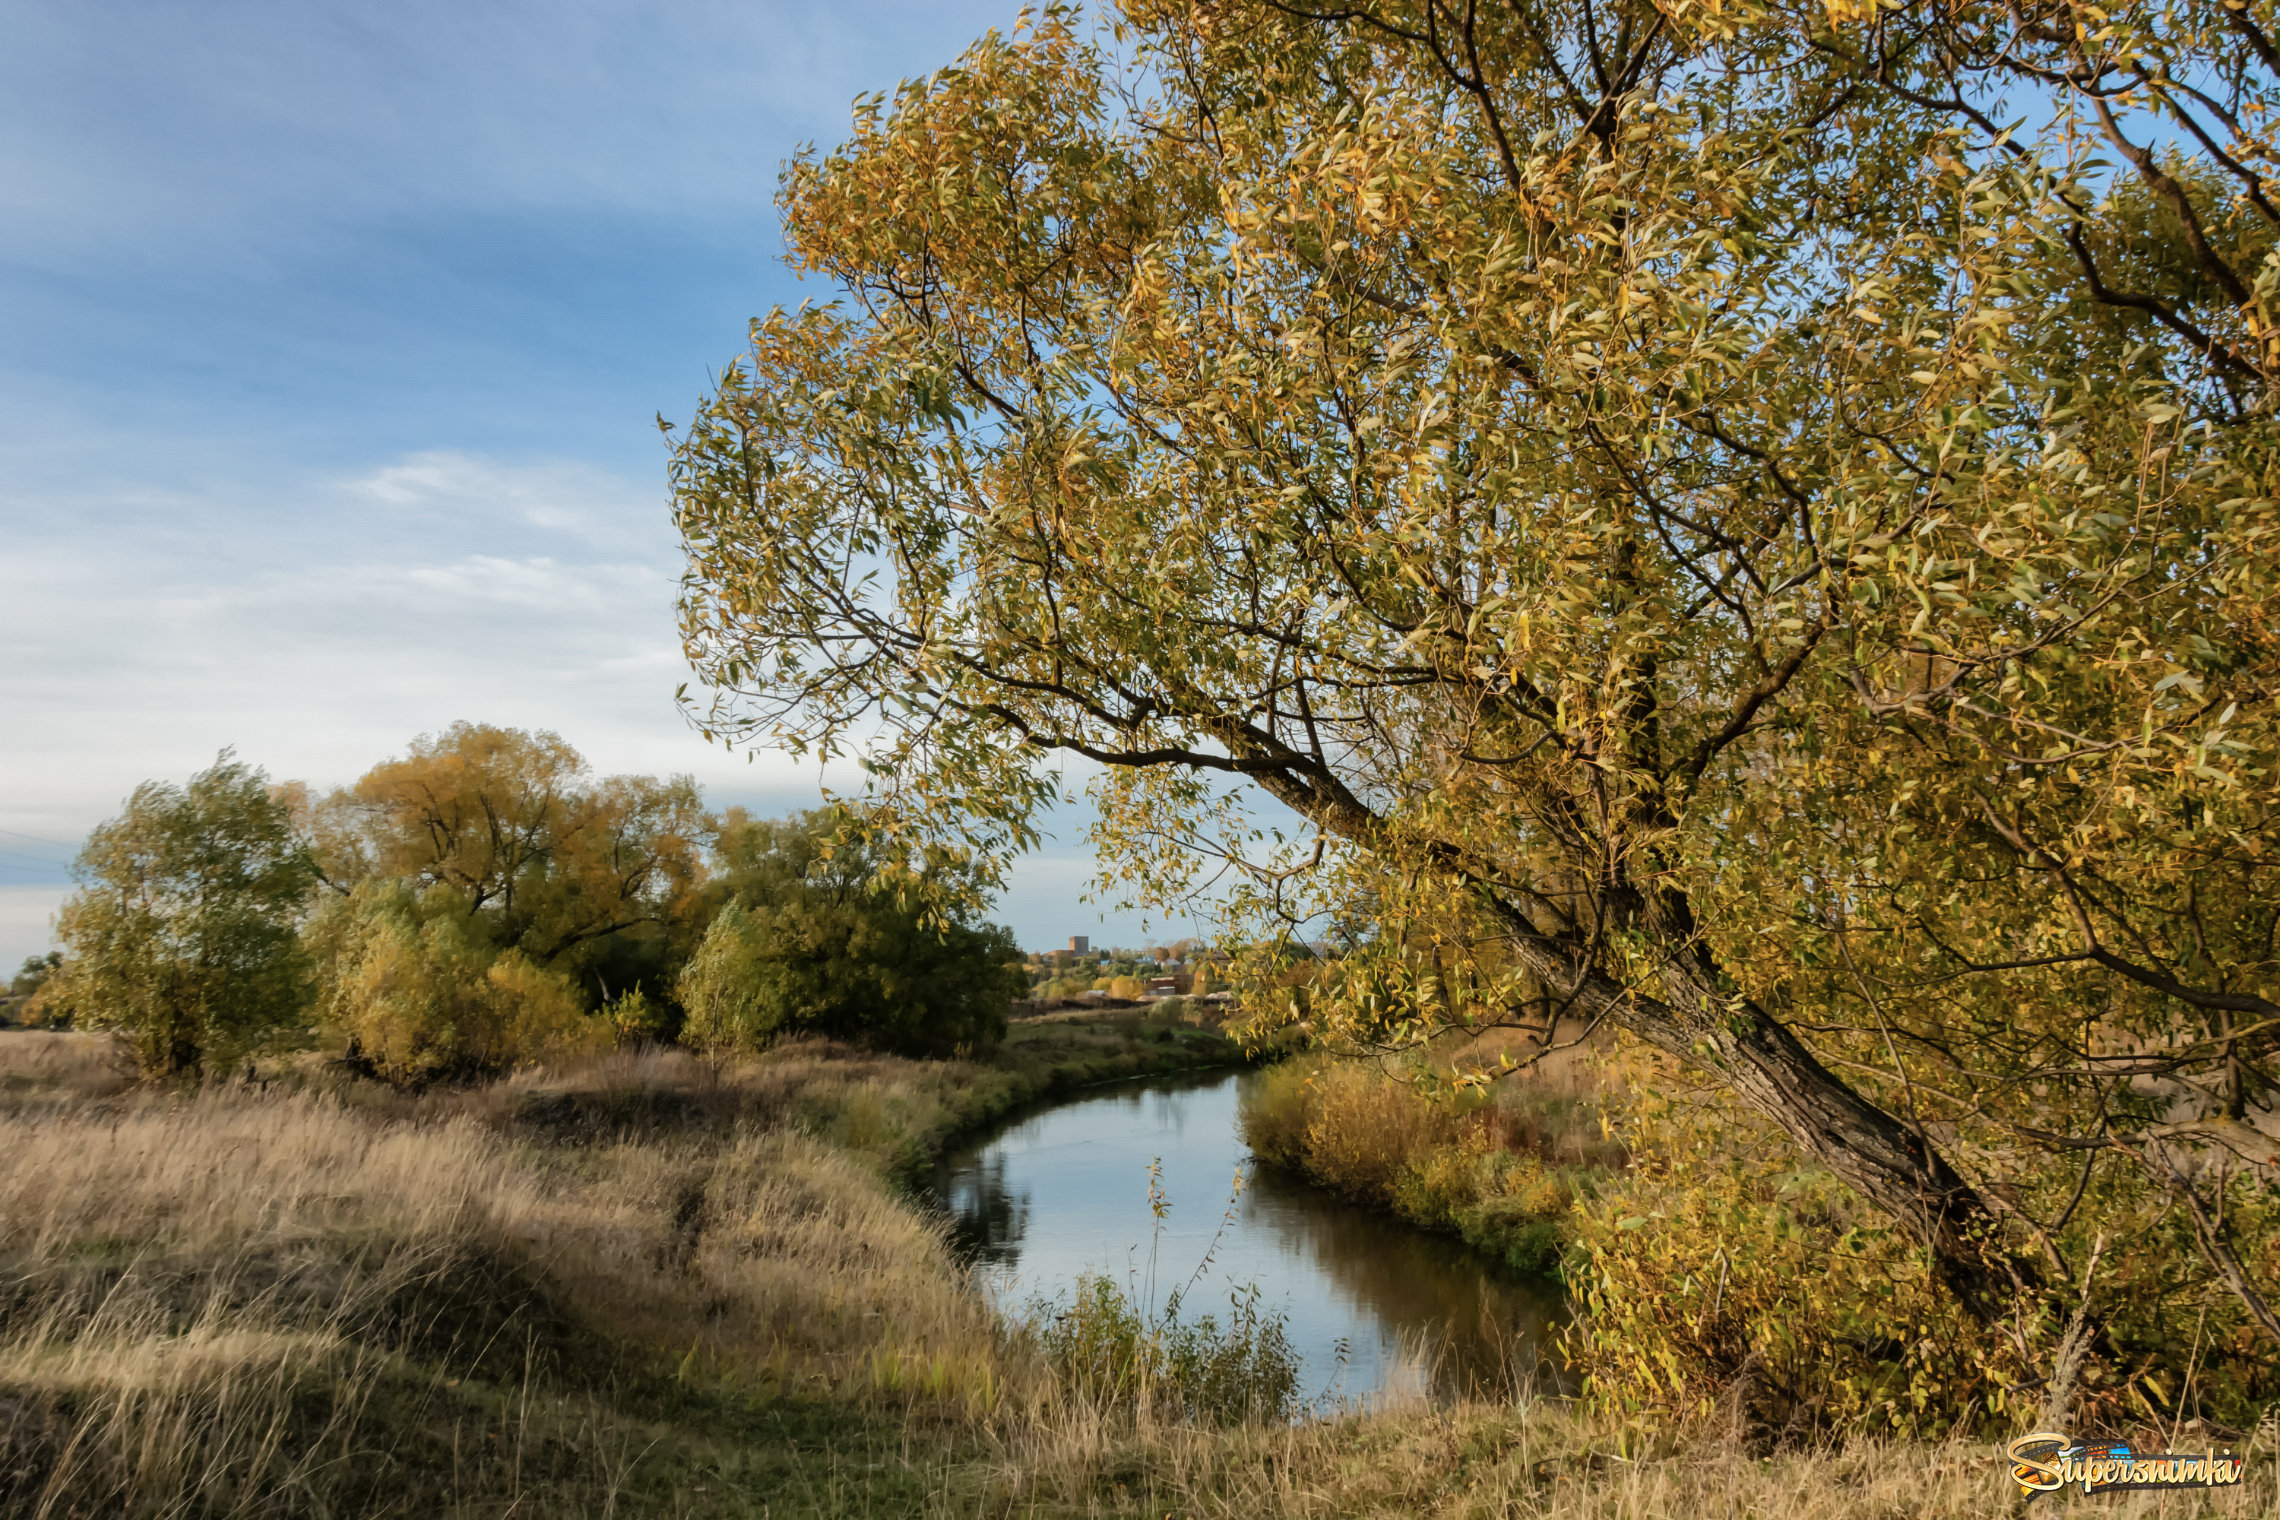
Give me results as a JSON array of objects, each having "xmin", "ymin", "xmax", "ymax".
[
  {"xmin": 1068, "ymin": 935, "xmax": 1089, "ymax": 956},
  {"xmin": 1147, "ymin": 977, "xmax": 1180, "ymax": 997}
]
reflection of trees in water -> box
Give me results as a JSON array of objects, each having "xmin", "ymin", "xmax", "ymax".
[
  {"xmin": 930, "ymin": 1067, "xmax": 1237, "ymax": 1269},
  {"xmin": 1241, "ymin": 1163, "xmax": 1572, "ymax": 1400},
  {"xmin": 937, "ymin": 1151, "xmax": 1029, "ymax": 1266},
  {"xmin": 926, "ymin": 1069, "xmax": 1572, "ymax": 1403}
]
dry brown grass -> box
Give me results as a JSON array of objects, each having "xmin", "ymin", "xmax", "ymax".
[
  {"xmin": 976, "ymin": 1399, "xmax": 2279, "ymax": 1519},
  {"xmin": 321, "ymin": 1038, "xmax": 982, "ymax": 1165},
  {"xmin": 1438, "ymin": 1024, "xmax": 1629, "ymax": 1169},
  {"xmin": 0, "ymin": 1029, "xmax": 137, "ymax": 1102},
  {"xmin": 3, "ymin": 1030, "xmax": 2269, "ymax": 1518},
  {"xmin": 0, "ymin": 1088, "xmax": 595, "ymax": 1514},
  {"xmin": 1236, "ymin": 1037, "xmax": 1621, "ymax": 1281},
  {"xmin": 1299, "ymin": 1063, "xmax": 1473, "ymax": 1202},
  {"xmin": 0, "ymin": 1054, "xmax": 1013, "ymax": 1516},
  {"xmin": 1, "ymin": 1083, "xmax": 1006, "ymax": 1384}
]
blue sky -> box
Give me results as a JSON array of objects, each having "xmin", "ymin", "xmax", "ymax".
[{"xmin": 0, "ymin": 0, "xmax": 1190, "ymax": 966}]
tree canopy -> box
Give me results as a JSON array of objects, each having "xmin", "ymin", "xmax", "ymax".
[
  {"xmin": 680, "ymin": 808, "xmax": 1024, "ymax": 1057},
  {"xmin": 305, "ymin": 722, "xmax": 710, "ymax": 1001},
  {"xmin": 671, "ymin": 0, "xmax": 2280, "ymax": 1355},
  {"xmin": 51, "ymin": 754, "xmax": 316, "ymax": 1077},
  {"xmin": 298, "ymin": 724, "xmax": 709, "ymax": 1078}
]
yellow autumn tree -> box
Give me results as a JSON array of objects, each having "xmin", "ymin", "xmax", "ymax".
[
  {"xmin": 670, "ymin": 0, "xmax": 2280, "ymax": 1413},
  {"xmin": 304, "ymin": 724, "xmax": 708, "ymax": 1076}
]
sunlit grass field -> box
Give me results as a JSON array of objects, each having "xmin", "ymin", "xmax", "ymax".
[{"xmin": 1, "ymin": 1026, "xmax": 2271, "ymax": 1518}]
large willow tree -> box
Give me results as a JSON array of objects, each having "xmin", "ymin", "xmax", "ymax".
[{"xmin": 674, "ymin": 0, "xmax": 2280, "ymax": 1344}]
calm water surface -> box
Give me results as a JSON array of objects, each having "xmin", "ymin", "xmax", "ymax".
[{"xmin": 928, "ymin": 1068, "xmax": 1569, "ymax": 1405}]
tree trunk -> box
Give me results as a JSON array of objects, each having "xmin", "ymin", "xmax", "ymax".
[
  {"xmin": 1494, "ymin": 915, "xmax": 2029, "ymax": 1322},
  {"xmin": 1255, "ymin": 768, "xmax": 2032, "ymax": 1321},
  {"xmin": 164, "ymin": 1007, "xmax": 202, "ymax": 1080},
  {"xmin": 1662, "ymin": 1003, "xmax": 2025, "ymax": 1320}
]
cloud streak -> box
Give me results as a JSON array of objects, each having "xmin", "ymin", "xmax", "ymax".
[
  {"xmin": 0, "ymin": 444, "xmax": 1182, "ymax": 964},
  {"xmin": 0, "ymin": 2, "xmax": 1189, "ymax": 968}
]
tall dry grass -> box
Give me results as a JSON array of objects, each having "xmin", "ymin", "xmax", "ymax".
[
  {"xmin": 455, "ymin": 1016, "xmax": 1241, "ymax": 1179},
  {"xmin": 5, "ymin": 1029, "xmax": 2269, "ymax": 1519},
  {"xmin": 1238, "ymin": 1041, "xmax": 1622, "ymax": 1278},
  {"xmin": 1438, "ymin": 1024, "xmax": 1629, "ymax": 1170},
  {"xmin": 0, "ymin": 1038, "xmax": 1014, "ymax": 1516},
  {"xmin": 974, "ymin": 1398, "xmax": 2279, "ymax": 1519},
  {"xmin": 0, "ymin": 1029, "xmax": 137, "ymax": 1103}
]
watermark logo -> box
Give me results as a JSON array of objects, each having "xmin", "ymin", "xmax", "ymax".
[{"xmin": 2006, "ymin": 1432, "xmax": 2248, "ymax": 1501}]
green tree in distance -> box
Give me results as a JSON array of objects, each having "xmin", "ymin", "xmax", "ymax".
[
  {"xmin": 680, "ymin": 809, "xmax": 1024, "ymax": 1056},
  {"xmin": 8, "ymin": 953, "xmax": 60, "ymax": 1001},
  {"xmin": 670, "ymin": 0, "xmax": 2280, "ymax": 1356},
  {"xmin": 4, "ymin": 952, "xmax": 64, "ymax": 1028},
  {"xmin": 52, "ymin": 754, "xmax": 316, "ymax": 1077}
]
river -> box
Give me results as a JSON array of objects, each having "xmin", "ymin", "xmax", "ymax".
[{"xmin": 928, "ymin": 1067, "xmax": 1570, "ymax": 1407}]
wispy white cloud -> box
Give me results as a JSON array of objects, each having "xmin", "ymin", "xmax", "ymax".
[
  {"xmin": 1, "ymin": 444, "xmax": 1171, "ymax": 962},
  {"xmin": 0, "ymin": 1, "xmax": 1179, "ymax": 967},
  {"xmin": 353, "ymin": 451, "xmax": 666, "ymax": 555},
  {"xmin": 2, "ymin": 448, "xmax": 782, "ymax": 890}
]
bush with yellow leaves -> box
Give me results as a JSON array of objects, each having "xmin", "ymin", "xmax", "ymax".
[{"xmin": 311, "ymin": 881, "xmax": 606, "ymax": 1084}]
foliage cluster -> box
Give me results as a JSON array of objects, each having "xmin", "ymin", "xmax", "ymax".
[
  {"xmin": 293, "ymin": 722, "xmax": 706, "ymax": 1079},
  {"xmin": 680, "ymin": 810, "xmax": 1024, "ymax": 1058},
  {"xmin": 43, "ymin": 756, "xmax": 315, "ymax": 1076},
  {"xmin": 6, "ymin": 954, "xmax": 56, "ymax": 999},
  {"xmin": 1239, "ymin": 1054, "xmax": 1609, "ymax": 1278},
  {"xmin": 1032, "ymin": 1274, "xmax": 1301, "ymax": 1428},
  {"xmin": 1571, "ymin": 1154, "xmax": 2026, "ymax": 1443},
  {"xmin": 1, "ymin": 953, "xmax": 63, "ymax": 1027},
  {"xmin": 310, "ymin": 881, "xmax": 605, "ymax": 1084},
  {"xmin": 43, "ymin": 728, "xmax": 1029, "ymax": 1082},
  {"xmin": 1568, "ymin": 1080, "xmax": 2280, "ymax": 1441}
]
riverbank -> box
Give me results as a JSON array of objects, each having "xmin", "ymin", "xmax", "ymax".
[
  {"xmin": 1239, "ymin": 1041, "xmax": 1626, "ymax": 1279},
  {"xmin": 490, "ymin": 999, "xmax": 1258, "ymax": 1184},
  {"xmin": 931, "ymin": 1066, "xmax": 1572, "ymax": 1407},
  {"xmin": 1, "ymin": 1028, "xmax": 2271, "ymax": 1519}
]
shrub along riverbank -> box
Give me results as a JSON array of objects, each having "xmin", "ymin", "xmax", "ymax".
[
  {"xmin": 2, "ymin": 1024, "xmax": 2274, "ymax": 1519},
  {"xmin": 1238, "ymin": 1039, "xmax": 1624, "ymax": 1279},
  {"xmin": 1239, "ymin": 1035, "xmax": 2280, "ymax": 1446}
]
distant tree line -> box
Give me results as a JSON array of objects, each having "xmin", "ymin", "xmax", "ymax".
[{"xmin": 16, "ymin": 724, "xmax": 1025, "ymax": 1081}]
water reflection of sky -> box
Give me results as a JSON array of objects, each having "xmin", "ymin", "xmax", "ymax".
[{"xmin": 929, "ymin": 1070, "xmax": 1570, "ymax": 1405}]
